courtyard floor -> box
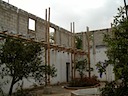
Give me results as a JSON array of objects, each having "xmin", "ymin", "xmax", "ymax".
[
  {"xmin": 34, "ymin": 85, "xmax": 73, "ymax": 96},
  {"xmin": 30, "ymin": 82, "xmax": 105, "ymax": 96}
]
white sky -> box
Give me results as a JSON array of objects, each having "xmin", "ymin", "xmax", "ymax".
[{"xmin": 2, "ymin": 0, "xmax": 125, "ymax": 32}]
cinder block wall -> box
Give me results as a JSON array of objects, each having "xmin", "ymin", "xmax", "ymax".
[
  {"xmin": 93, "ymin": 28, "xmax": 111, "ymax": 46},
  {"xmin": 91, "ymin": 29, "xmax": 114, "ymax": 81},
  {"xmin": 0, "ymin": 0, "xmax": 46, "ymax": 41},
  {"xmin": 0, "ymin": 0, "xmax": 73, "ymax": 47},
  {"xmin": 0, "ymin": 0, "xmax": 18, "ymax": 33},
  {"xmin": 0, "ymin": 0, "xmax": 74, "ymax": 93},
  {"xmin": 0, "ymin": 0, "xmax": 114, "ymax": 93}
]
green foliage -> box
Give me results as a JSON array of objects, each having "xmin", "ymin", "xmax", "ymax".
[
  {"xmin": 68, "ymin": 75, "xmax": 99, "ymax": 87},
  {"xmin": 0, "ymin": 36, "xmax": 57, "ymax": 95},
  {"xmin": 13, "ymin": 84, "xmax": 37, "ymax": 96},
  {"xmin": 100, "ymin": 81, "xmax": 128, "ymax": 96},
  {"xmin": 96, "ymin": 61, "xmax": 108, "ymax": 78},
  {"xmin": 44, "ymin": 64, "xmax": 57, "ymax": 77},
  {"xmin": 49, "ymin": 32, "xmax": 55, "ymax": 43},
  {"xmin": 75, "ymin": 36, "xmax": 82, "ymax": 49},
  {"xmin": 75, "ymin": 59, "xmax": 87, "ymax": 79},
  {"xmin": 13, "ymin": 90, "xmax": 34, "ymax": 96},
  {"xmin": 0, "ymin": 87, "xmax": 5, "ymax": 96},
  {"xmin": 103, "ymin": 6, "xmax": 128, "ymax": 81},
  {"xmin": 0, "ymin": 81, "xmax": 8, "ymax": 96},
  {"xmin": 100, "ymin": 6, "xmax": 128, "ymax": 96}
]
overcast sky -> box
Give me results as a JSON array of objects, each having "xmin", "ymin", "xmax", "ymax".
[{"xmin": 2, "ymin": 0, "xmax": 125, "ymax": 32}]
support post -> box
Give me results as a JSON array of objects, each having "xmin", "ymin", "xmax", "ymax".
[
  {"xmin": 70, "ymin": 22, "xmax": 73, "ymax": 80},
  {"xmin": 45, "ymin": 9, "xmax": 48, "ymax": 86},
  {"xmin": 124, "ymin": 0, "xmax": 128, "ymax": 19},
  {"xmin": 87, "ymin": 26, "xmax": 91, "ymax": 78},
  {"xmin": 73, "ymin": 22, "xmax": 76, "ymax": 79},
  {"xmin": 47, "ymin": 7, "xmax": 50, "ymax": 85}
]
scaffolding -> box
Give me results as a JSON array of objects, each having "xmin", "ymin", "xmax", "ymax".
[{"xmin": 0, "ymin": 5, "xmax": 91, "ymax": 84}]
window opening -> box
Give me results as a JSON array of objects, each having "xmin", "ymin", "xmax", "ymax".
[
  {"xmin": 29, "ymin": 18, "xmax": 35, "ymax": 31},
  {"xmin": 49, "ymin": 27, "xmax": 55, "ymax": 44}
]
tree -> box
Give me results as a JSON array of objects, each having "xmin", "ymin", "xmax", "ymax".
[
  {"xmin": 100, "ymin": 6, "xmax": 128, "ymax": 95},
  {"xmin": 104, "ymin": 6, "xmax": 128, "ymax": 82},
  {"xmin": 75, "ymin": 36, "xmax": 83, "ymax": 49},
  {"xmin": 0, "ymin": 36, "xmax": 57, "ymax": 95},
  {"xmin": 75, "ymin": 59, "xmax": 87, "ymax": 79},
  {"xmin": 96, "ymin": 60, "xmax": 108, "ymax": 78},
  {"xmin": 49, "ymin": 32, "xmax": 55, "ymax": 44}
]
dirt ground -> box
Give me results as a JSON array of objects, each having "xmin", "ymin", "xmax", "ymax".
[
  {"xmin": 30, "ymin": 82, "xmax": 105, "ymax": 96},
  {"xmin": 32, "ymin": 85, "xmax": 74, "ymax": 96}
]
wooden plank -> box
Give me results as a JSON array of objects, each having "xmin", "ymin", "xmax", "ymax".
[
  {"xmin": 70, "ymin": 22, "xmax": 73, "ymax": 80},
  {"xmin": 86, "ymin": 26, "xmax": 91, "ymax": 78},
  {"xmin": 73, "ymin": 22, "xmax": 76, "ymax": 79},
  {"xmin": 47, "ymin": 7, "xmax": 51, "ymax": 85},
  {"xmin": 45, "ymin": 9, "xmax": 48, "ymax": 86}
]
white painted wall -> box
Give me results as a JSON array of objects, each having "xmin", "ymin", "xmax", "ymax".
[
  {"xmin": 50, "ymin": 50, "xmax": 71, "ymax": 84},
  {"xmin": 0, "ymin": 77, "xmax": 38, "ymax": 94},
  {"xmin": 1, "ymin": 46, "xmax": 115, "ymax": 94},
  {"xmin": 0, "ymin": 49, "xmax": 72, "ymax": 94},
  {"xmin": 90, "ymin": 46, "xmax": 115, "ymax": 82}
]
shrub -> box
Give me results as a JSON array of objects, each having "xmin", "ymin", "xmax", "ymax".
[
  {"xmin": 100, "ymin": 81, "xmax": 128, "ymax": 96},
  {"xmin": 68, "ymin": 75, "xmax": 99, "ymax": 87},
  {"xmin": 13, "ymin": 89, "xmax": 37, "ymax": 96}
]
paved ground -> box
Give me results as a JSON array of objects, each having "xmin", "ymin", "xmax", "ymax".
[
  {"xmin": 31, "ymin": 82, "xmax": 105, "ymax": 96},
  {"xmin": 33, "ymin": 85, "xmax": 74, "ymax": 96},
  {"xmin": 42, "ymin": 93, "xmax": 71, "ymax": 96}
]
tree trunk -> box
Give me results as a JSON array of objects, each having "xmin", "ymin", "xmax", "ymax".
[
  {"xmin": 80, "ymin": 72, "xmax": 83, "ymax": 80},
  {"xmin": 8, "ymin": 78, "xmax": 15, "ymax": 96}
]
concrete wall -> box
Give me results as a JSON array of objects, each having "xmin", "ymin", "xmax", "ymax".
[
  {"xmin": 90, "ymin": 46, "xmax": 115, "ymax": 81},
  {"xmin": 0, "ymin": 0, "xmax": 73, "ymax": 93},
  {"xmin": 90, "ymin": 29, "xmax": 115, "ymax": 81},
  {"xmin": 75, "ymin": 28, "xmax": 114, "ymax": 81},
  {"xmin": 76, "ymin": 28, "xmax": 114, "ymax": 81},
  {"xmin": 76, "ymin": 32, "xmax": 89, "ymax": 51},
  {"xmin": 0, "ymin": 0, "xmax": 45, "ymax": 41},
  {"xmin": 93, "ymin": 28, "xmax": 111, "ymax": 46},
  {"xmin": 0, "ymin": 0, "xmax": 115, "ymax": 94},
  {"xmin": 50, "ymin": 51, "xmax": 71, "ymax": 84},
  {"xmin": 0, "ymin": 0, "xmax": 72, "ymax": 46},
  {"xmin": 53, "ymin": 25, "xmax": 72, "ymax": 47}
]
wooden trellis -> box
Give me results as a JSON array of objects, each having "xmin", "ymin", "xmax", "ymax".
[{"xmin": 0, "ymin": 7, "xmax": 91, "ymax": 84}]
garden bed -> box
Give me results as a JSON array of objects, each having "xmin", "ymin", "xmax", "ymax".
[
  {"xmin": 65, "ymin": 83, "xmax": 100, "ymax": 90},
  {"xmin": 66, "ymin": 76, "xmax": 100, "ymax": 89}
]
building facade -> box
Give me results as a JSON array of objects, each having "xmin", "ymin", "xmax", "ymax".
[{"xmin": 0, "ymin": 0, "xmax": 114, "ymax": 93}]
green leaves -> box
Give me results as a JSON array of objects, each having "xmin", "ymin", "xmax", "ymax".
[
  {"xmin": 101, "ymin": 6, "xmax": 128, "ymax": 96},
  {"xmin": 0, "ymin": 36, "xmax": 43, "ymax": 80},
  {"xmin": 75, "ymin": 36, "xmax": 83, "ymax": 49},
  {"xmin": 103, "ymin": 6, "xmax": 128, "ymax": 81},
  {"xmin": 75, "ymin": 59, "xmax": 87, "ymax": 79},
  {"xmin": 44, "ymin": 64, "xmax": 57, "ymax": 77},
  {"xmin": 0, "ymin": 36, "xmax": 57, "ymax": 95}
]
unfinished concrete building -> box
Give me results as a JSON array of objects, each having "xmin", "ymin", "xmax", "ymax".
[{"xmin": 0, "ymin": 0, "xmax": 114, "ymax": 93}]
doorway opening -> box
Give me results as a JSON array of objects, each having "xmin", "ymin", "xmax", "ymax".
[{"xmin": 66, "ymin": 62, "xmax": 70, "ymax": 82}]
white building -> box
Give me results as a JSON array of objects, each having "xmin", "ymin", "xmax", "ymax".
[{"xmin": 0, "ymin": 0, "xmax": 115, "ymax": 94}]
